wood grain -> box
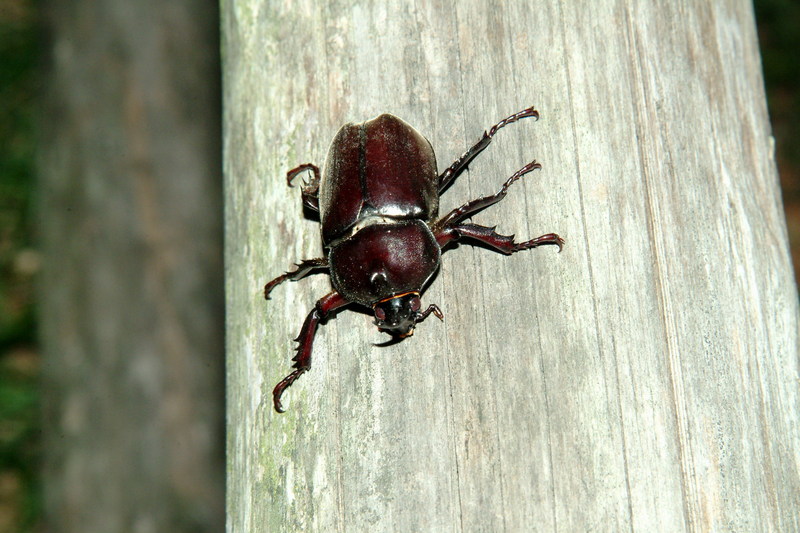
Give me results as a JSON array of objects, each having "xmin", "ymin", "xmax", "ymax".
[{"xmin": 223, "ymin": 1, "xmax": 800, "ymax": 530}]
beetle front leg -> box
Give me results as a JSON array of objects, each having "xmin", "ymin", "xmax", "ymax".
[
  {"xmin": 416, "ymin": 303, "xmax": 444, "ymax": 323},
  {"xmin": 436, "ymin": 223, "xmax": 564, "ymax": 254},
  {"xmin": 438, "ymin": 107, "xmax": 540, "ymax": 193},
  {"xmin": 273, "ymin": 291, "xmax": 349, "ymax": 413},
  {"xmin": 287, "ymin": 163, "xmax": 321, "ymax": 212},
  {"xmin": 264, "ymin": 258, "xmax": 329, "ymax": 299}
]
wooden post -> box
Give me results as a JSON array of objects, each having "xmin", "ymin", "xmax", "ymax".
[{"xmin": 223, "ymin": 1, "xmax": 800, "ymax": 530}]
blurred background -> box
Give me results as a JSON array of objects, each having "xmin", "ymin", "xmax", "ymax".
[
  {"xmin": 0, "ymin": 0, "xmax": 797, "ymax": 531},
  {"xmin": 3, "ymin": 1, "xmax": 225, "ymax": 531}
]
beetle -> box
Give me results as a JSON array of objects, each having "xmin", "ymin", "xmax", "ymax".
[{"xmin": 264, "ymin": 106, "xmax": 564, "ymax": 412}]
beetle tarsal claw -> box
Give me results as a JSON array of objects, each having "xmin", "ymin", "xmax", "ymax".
[{"xmin": 273, "ymin": 368, "xmax": 306, "ymax": 413}]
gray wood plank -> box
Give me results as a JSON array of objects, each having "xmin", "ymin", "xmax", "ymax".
[{"xmin": 224, "ymin": 1, "xmax": 800, "ymax": 531}]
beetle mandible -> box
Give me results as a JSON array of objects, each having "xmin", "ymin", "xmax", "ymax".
[{"xmin": 265, "ymin": 106, "xmax": 564, "ymax": 412}]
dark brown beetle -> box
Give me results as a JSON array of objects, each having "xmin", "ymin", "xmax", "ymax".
[{"xmin": 265, "ymin": 107, "xmax": 564, "ymax": 412}]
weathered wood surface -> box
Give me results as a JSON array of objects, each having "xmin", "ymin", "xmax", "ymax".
[
  {"xmin": 39, "ymin": 0, "xmax": 225, "ymax": 531},
  {"xmin": 223, "ymin": 1, "xmax": 800, "ymax": 531}
]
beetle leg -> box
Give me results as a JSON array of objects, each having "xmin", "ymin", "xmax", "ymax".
[
  {"xmin": 438, "ymin": 107, "xmax": 539, "ymax": 193},
  {"xmin": 264, "ymin": 257, "xmax": 329, "ymax": 299},
  {"xmin": 434, "ymin": 160, "xmax": 541, "ymax": 231},
  {"xmin": 273, "ymin": 291, "xmax": 349, "ymax": 413},
  {"xmin": 436, "ymin": 223, "xmax": 564, "ymax": 254},
  {"xmin": 416, "ymin": 304, "xmax": 444, "ymax": 323},
  {"xmin": 287, "ymin": 163, "xmax": 321, "ymax": 212}
]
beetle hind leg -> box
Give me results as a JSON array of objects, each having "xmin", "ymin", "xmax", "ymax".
[{"xmin": 287, "ymin": 163, "xmax": 321, "ymax": 212}]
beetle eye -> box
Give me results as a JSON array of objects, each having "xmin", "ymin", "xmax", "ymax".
[
  {"xmin": 410, "ymin": 296, "xmax": 421, "ymax": 312},
  {"xmin": 374, "ymin": 306, "xmax": 386, "ymax": 321}
]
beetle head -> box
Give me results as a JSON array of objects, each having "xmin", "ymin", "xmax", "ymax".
[
  {"xmin": 373, "ymin": 292, "xmax": 420, "ymax": 336},
  {"xmin": 373, "ymin": 292, "xmax": 443, "ymax": 337}
]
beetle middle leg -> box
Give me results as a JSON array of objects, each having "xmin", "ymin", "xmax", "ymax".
[
  {"xmin": 264, "ymin": 257, "xmax": 329, "ymax": 299},
  {"xmin": 273, "ymin": 291, "xmax": 349, "ymax": 412},
  {"xmin": 434, "ymin": 160, "xmax": 542, "ymax": 231},
  {"xmin": 433, "ymin": 159, "xmax": 564, "ymax": 253},
  {"xmin": 287, "ymin": 163, "xmax": 321, "ymax": 212},
  {"xmin": 438, "ymin": 107, "xmax": 539, "ymax": 193}
]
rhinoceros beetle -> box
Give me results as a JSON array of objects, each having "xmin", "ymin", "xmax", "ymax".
[{"xmin": 265, "ymin": 107, "xmax": 563, "ymax": 412}]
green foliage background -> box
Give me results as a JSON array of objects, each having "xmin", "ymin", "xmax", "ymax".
[{"xmin": 0, "ymin": 1, "xmax": 41, "ymax": 531}]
